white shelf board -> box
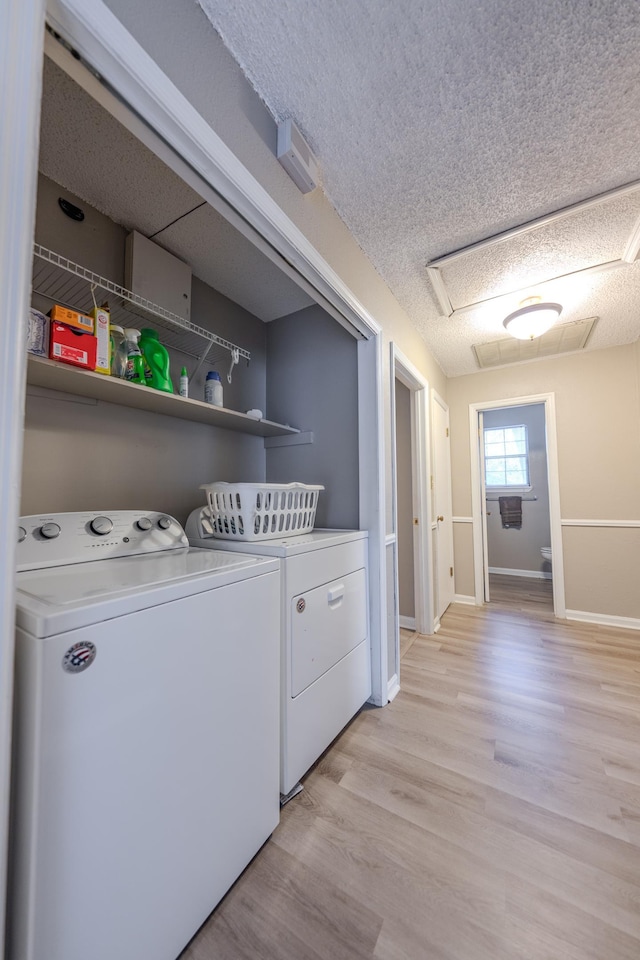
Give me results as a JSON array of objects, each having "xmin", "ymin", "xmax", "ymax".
[{"xmin": 26, "ymin": 356, "xmax": 299, "ymax": 438}]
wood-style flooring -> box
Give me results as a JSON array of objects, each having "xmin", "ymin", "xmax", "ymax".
[{"xmin": 181, "ymin": 577, "xmax": 640, "ymax": 960}]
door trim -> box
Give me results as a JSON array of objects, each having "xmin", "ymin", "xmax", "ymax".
[
  {"xmin": 469, "ymin": 393, "xmax": 566, "ymax": 617},
  {"xmin": 390, "ymin": 344, "xmax": 433, "ymax": 663},
  {"xmin": 431, "ymin": 389, "xmax": 454, "ymax": 629},
  {"xmin": 0, "ymin": 0, "xmax": 47, "ymax": 947}
]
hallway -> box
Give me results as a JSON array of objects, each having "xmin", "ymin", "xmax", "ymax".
[{"xmin": 182, "ymin": 599, "xmax": 640, "ymax": 960}]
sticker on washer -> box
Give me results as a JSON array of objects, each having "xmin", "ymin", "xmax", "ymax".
[
  {"xmin": 296, "ymin": 598, "xmax": 306, "ymax": 613},
  {"xmin": 62, "ymin": 641, "xmax": 97, "ymax": 674}
]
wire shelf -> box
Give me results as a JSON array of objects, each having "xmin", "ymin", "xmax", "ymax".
[{"xmin": 31, "ymin": 244, "xmax": 251, "ymax": 368}]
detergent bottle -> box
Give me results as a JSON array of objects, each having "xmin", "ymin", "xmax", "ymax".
[
  {"xmin": 139, "ymin": 328, "xmax": 174, "ymax": 393},
  {"xmin": 109, "ymin": 325, "xmax": 128, "ymax": 378}
]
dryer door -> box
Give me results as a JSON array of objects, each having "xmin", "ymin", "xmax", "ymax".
[{"xmin": 291, "ymin": 568, "xmax": 367, "ymax": 697}]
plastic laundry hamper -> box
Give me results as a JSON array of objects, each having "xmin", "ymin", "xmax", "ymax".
[{"xmin": 200, "ymin": 481, "xmax": 324, "ymax": 541}]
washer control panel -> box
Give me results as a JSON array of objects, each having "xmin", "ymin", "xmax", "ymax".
[{"xmin": 17, "ymin": 511, "xmax": 188, "ymax": 571}]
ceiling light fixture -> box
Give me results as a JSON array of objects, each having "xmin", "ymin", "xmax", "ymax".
[{"xmin": 503, "ymin": 297, "xmax": 562, "ymax": 340}]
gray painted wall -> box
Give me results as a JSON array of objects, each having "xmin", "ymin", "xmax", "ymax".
[
  {"xmin": 483, "ymin": 403, "xmax": 551, "ymax": 575},
  {"xmin": 395, "ymin": 380, "xmax": 414, "ymax": 617},
  {"xmin": 265, "ymin": 305, "xmax": 359, "ymax": 529}
]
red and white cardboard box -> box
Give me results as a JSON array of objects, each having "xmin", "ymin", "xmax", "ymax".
[{"xmin": 49, "ymin": 322, "xmax": 97, "ymax": 370}]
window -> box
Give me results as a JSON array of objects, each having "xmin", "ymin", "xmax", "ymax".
[{"xmin": 484, "ymin": 425, "xmax": 530, "ymax": 488}]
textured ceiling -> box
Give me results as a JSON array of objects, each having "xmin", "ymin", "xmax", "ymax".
[{"xmin": 197, "ymin": 0, "xmax": 640, "ymax": 375}]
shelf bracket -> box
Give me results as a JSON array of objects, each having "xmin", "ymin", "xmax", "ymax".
[{"xmin": 190, "ymin": 341, "xmax": 214, "ymax": 381}]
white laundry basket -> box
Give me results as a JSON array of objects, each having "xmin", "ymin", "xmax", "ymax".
[{"xmin": 200, "ymin": 481, "xmax": 324, "ymax": 541}]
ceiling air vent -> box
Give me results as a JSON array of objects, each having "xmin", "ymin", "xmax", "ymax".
[{"xmin": 473, "ymin": 317, "xmax": 598, "ymax": 369}]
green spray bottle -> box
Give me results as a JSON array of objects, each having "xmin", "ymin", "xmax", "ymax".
[{"xmin": 123, "ymin": 329, "xmax": 147, "ymax": 385}]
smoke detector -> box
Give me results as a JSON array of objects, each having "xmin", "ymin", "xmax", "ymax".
[{"xmin": 277, "ymin": 119, "xmax": 319, "ymax": 194}]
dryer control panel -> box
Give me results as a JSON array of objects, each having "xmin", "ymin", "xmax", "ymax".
[{"xmin": 17, "ymin": 511, "xmax": 188, "ymax": 571}]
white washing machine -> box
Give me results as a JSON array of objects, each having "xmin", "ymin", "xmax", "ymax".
[
  {"xmin": 10, "ymin": 511, "xmax": 280, "ymax": 960},
  {"xmin": 187, "ymin": 508, "xmax": 370, "ymax": 797}
]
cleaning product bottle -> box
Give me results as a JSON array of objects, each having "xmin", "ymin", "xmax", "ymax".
[
  {"xmin": 204, "ymin": 370, "xmax": 223, "ymax": 407},
  {"xmin": 123, "ymin": 329, "xmax": 147, "ymax": 385},
  {"xmin": 179, "ymin": 366, "xmax": 189, "ymax": 398},
  {"xmin": 139, "ymin": 328, "xmax": 174, "ymax": 393},
  {"xmin": 109, "ymin": 324, "xmax": 128, "ymax": 378},
  {"xmin": 92, "ymin": 301, "xmax": 111, "ymax": 376}
]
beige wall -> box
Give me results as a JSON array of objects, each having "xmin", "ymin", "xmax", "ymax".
[
  {"xmin": 448, "ymin": 345, "xmax": 640, "ymax": 620},
  {"xmin": 452, "ymin": 522, "xmax": 474, "ymax": 599}
]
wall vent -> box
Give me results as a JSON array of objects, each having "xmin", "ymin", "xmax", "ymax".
[
  {"xmin": 473, "ymin": 317, "xmax": 598, "ymax": 369},
  {"xmin": 277, "ymin": 119, "xmax": 319, "ymax": 194}
]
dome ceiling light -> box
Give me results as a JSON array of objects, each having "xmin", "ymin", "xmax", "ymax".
[{"xmin": 503, "ymin": 297, "xmax": 563, "ymax": 340}]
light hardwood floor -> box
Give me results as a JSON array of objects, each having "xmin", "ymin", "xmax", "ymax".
[{"xmin": 181, "ymin": 581, "xmax": 640, "ymax": 959}]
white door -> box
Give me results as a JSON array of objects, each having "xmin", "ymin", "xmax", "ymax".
[
  {"xmin": 478, "ymin": 411, "xmax": 490, "ymax": 601},
  {"xmin": 432, "ymin": 391, "xmax": 454, "ymax": 621}
]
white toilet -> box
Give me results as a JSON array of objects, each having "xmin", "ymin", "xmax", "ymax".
[{"xmin": 541, "ymin": 546, "xmax": 552, "ymax": 564}]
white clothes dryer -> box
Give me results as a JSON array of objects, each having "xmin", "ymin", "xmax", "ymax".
[
  {"xmin": 10, "ymin": 511, "xmax": 280, "ymax": 960},
  {"xmin": 187, "ymin": 507, "xmax": 371, "ymax": 798}
]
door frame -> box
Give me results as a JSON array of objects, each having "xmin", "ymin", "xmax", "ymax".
[
  {"xmin": 469, "ymin": 393, "xmax": 566, "ymax": 616},
  {"xmin": 0, "ymin": 0, "xmax": 47, "ymax": 949},
  {"xmin": 431, "ymin": 389, "xmax": 455, "ymax": 629},
  {"xmin": 389, "ymin": 345, "xmax": 433, "ymax": 692}
]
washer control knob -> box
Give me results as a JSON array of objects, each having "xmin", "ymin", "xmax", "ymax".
[
  {"xmin": 40, "ymin": 522, "xmax": 61, "ymax": 540},
  {"xmin": 90, "ymin": 516, "xmax": 113, "ymax": 536},
  {"xmin": 18, "ymin": 526, "xmax": 26, "ymax": 543},
  {"xmin": 157, "ymin": 516, "xmax": 172, "ymax": 530},
  {"xmin": 136, "ymin": 517, "xmax": 153, "ymax": 531}
]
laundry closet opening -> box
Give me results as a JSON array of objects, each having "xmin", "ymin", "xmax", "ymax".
[
  {"xmin": 24, "ymin": 39, "xmax": 362, "ymax": 530},
  {"xmin": 482, "ymin": 403, "xmax": 553, "ymax": 612}
]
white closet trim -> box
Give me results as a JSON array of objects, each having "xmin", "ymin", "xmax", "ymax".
[{"xmin": 0, "ymin": 0, "xmax": 47, "ymax": 948}]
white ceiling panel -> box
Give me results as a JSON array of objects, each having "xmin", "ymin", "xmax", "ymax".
[
  {"xmin": 473, "ymin": 318, "xmax": 597, "ymax": 369},
  {"xmin": 437, "ymin": 191, "xmax": 640, "ymax": 310},
  {"xmin": 39, "ymin": 58, "xmax": 202, "ymax": 237},
  {"xmin": 153, "ymin": 204, "xmax": 313, "ymax": 321}
]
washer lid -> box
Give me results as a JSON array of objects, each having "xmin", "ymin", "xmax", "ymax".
[{"xmin": 15, "ymin": 547, "xmax": 278, "ymax": 638}]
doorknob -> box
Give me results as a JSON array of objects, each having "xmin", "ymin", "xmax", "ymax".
[{"xmin": 437, "ymin": 515, "xmax": 444, "ymax": 522}]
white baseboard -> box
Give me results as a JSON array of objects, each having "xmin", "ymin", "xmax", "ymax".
[
  {"xmin": 489, "ymin": 566, "xmax": 552, "ymax": 580},
  {"xmin": 453, "ymin": 594, "xmax": 477, "ymax": 605},
  {"xmin": 387, "ymin": 675, "xmax": 400, "ymax": 702},
  {"xmin": 565, "ymin": 609, "xmax": 640, "ymax": 632},
  {"xmin": 399, "ymin": 615, "xmax": 416, "ymax": 630}
]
